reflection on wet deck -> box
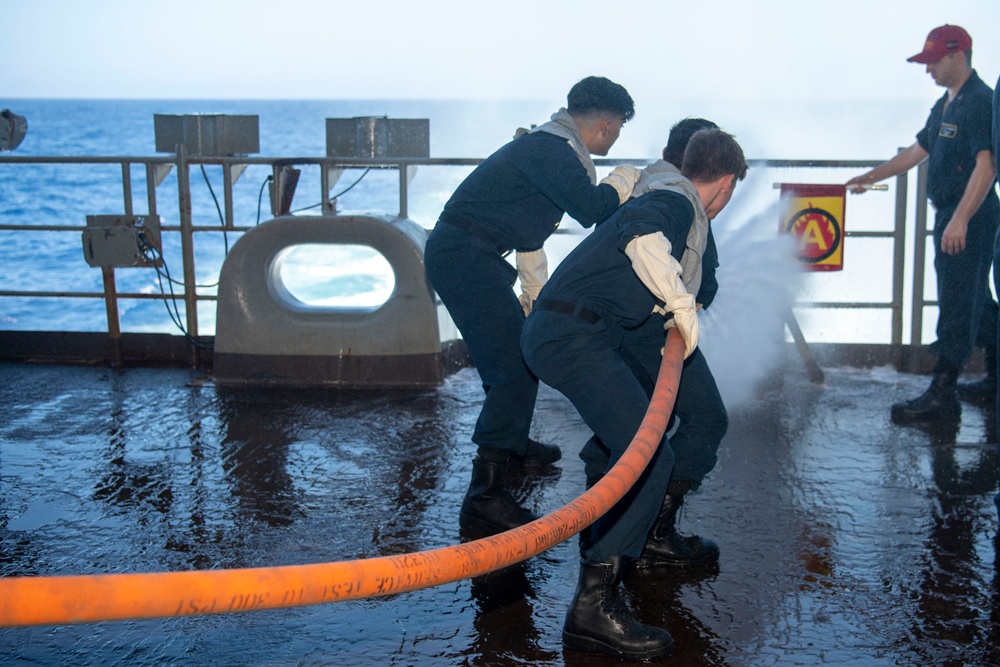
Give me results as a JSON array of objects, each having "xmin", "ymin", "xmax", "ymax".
[{"xmin": 1, "ymin": 360, "xmax": 998, "ymax": 666}]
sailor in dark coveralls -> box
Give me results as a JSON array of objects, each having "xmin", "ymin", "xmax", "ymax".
[
  {"xmin": 992, "ymin": 70, "xmax": 1000, "ymax": 514},
  {"xmin": 425, "ymin": 76, "xmax": 641, "ymax": 535},
  {"xmin": 521, "ymin": 129, "xmax": 747, "ymax": 660},
  {"xmin": 848, "ymin": 25, "xmax": 999, "ymax": 424},
  {"xmin": 579, "ymin": 118, "xmax": 730, "ymax": 573}
]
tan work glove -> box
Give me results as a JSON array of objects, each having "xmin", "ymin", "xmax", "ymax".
[
  {"xmin": 516, "ymin": 248, "xmax": 548, "ymax": 316},
  {"xmin": 664, "ymin": 303, "xmax": 699, "ymax": 359},
  {"xmin": 600, "ymin": 164, "xmax": 642, "ymax": 204},
  {"xmin": 625, "ymin": 232, "xmax": 699, "ymax": 358}
]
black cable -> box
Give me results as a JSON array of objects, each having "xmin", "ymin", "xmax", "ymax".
[
  {"xmin": 200, "ymin": 164, "xmax": 230, "ymax": 255},
  {"xmin": 257, "ymin": 175, "xmax": 273, "ymax": 225},
  {"xmin": 140, "ymin": 241, "xmax": 214, "ymax": 350},
  {"xmin": 291, "ymin": 168, "xmax": 371, "ymax": 214},
  {"xmin": 140, "ymin": 235, "xmax": 218, "ymax": 289},
  {"xmin": 151, "ymin": 264, "xmax": 219, "ymax": 290}
]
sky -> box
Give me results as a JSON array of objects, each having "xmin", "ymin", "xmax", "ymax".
[{"xmin": 4, "ymin": 0, "xmax": 1000, "ymax": 104}]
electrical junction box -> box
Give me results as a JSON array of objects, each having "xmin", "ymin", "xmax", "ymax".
[
  {"xmin": 82, "ymin": 215, "xmax": 162, "ymax": 268},
  {"xmin": 153, "ymin": 114, "xmax": 260, "ymax": 156},
  {"xmin": 326, "ymin": 117, "xmax": 429, "ymax": 158}
]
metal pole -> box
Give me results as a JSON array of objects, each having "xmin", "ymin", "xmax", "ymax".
[
  {"xmin": 98, "ymin": 160, "xmax": 136, "ymax": 367},
  {"xmin": 176, "ymin": 145, "xmax": 200, "ymax": 365},
  {"xmin": 321, "ymin": 161, "xmax": 332, "ymax": 215},
  {"xmin": 145, "ymin": 163, "xmax": 159, "ymax": 218},
  {"xmin": 101, "ymin": 266, "xmax": 124, "ymax": 367},
  {"xmin": 121, "ymin": 162, "xmax": 133, "ymax": 216},
  {"xmin": 223, "ymin": 165, "xmax": 235, "ymax": 228},
  {"xmin": 908, "ymin": 160, "xmax": 930, "ymax": 372},
  {"xmin": 398, "ymin": 163, "xmax": 408, "ymax": 218},
  {"xmin": 890, "ymin": 167, "xmax": 908, "ymax": 369}
]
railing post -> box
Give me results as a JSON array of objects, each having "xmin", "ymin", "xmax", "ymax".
[
  {"xmin": 176, "ymin": 145, "xmax": 200, "ymax": 366},
  {"xmin": 321, "ymin": 159, "xmax": 333, "ymax": 215},
  {"xmin": 101, "ymin": 266, "xmax": 124, "ymax": 367},
  {"xmin": 121, "ymin": 162, "xmax": 133, "ymax": 216},
  {"xmin": 398, "ymin": 161, "xmax": 408, "ymax": 218},
  {"xmin": 145, "ymin": 162, "xmax": 159, "ymax": 218},
  {"xmin": 907, "ymin": 159, "xmax": 930, "ymax": 372},
  {"xmin": 223, "ymin": 164, "xmax": 236, "ymax": 229},
  {"xmin": 891, "ymin": 164, "xmax": 908, "ymax": 370}
]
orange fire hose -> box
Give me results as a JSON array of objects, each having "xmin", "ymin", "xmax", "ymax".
[{"xmin": 0, "ymin": 331, "xmax": 685, "ymax": 627}]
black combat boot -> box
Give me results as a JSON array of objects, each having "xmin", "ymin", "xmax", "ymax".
[
  {"xmin": 510, "ymin": 438, "xmax": 562, "ymax": 466},
  {"xmin": 459, "ymin": 453, "xmax": 541, "ymax": 535},
  {"xmin": 891, "ymin": 363, "xmax": 961, "ymax": 424},
  {"xmin": 957, "ymin": 345, "xmax": 997, "ymax": 405},
  {"xmin": 562, "ymin": 556, "xmax": 674, "ymax": 660},
  {"xmin": 634, "ymin": 481, "xmax": 719, "ymax": 569}
]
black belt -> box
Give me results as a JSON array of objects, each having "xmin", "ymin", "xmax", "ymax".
[
  {"xmin": 534, "ymin": 298, "xmax": 602, "ymax": 324},
  {"xmin": 438, "ymin": 217, "xmax": 511, "ymax": 257}
]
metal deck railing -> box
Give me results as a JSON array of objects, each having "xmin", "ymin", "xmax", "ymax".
[{"xmin": 0, "ymin": 152, "xmax": 932, "ymax": 371}]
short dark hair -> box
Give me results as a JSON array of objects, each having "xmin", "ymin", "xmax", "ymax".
[
  {"xmin": 681, "ymin": 129, "xmax": 748, "ymax": 183},
  {"xmin": 566, "ymin": 76, "xmax": 635, "ymax": 122},
  {"xmin": 663, "ymin": 118, "xmax": 719, "ymax": 167}
]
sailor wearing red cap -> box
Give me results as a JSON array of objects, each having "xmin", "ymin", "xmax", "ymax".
[{"xmin": 848, "ymin": 25, "xmax": 999, "ymax": 424}]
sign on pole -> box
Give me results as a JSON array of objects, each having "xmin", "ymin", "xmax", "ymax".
[{"xmin": 779, "ymin": 183, "xmax": 847, "ymax": 272}]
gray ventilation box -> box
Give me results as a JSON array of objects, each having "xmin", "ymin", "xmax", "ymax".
[
  {"xmin": 154, "ymin": 114, "xmax": 260, "ymax": 156},
  {"xmin": 326, "ymin": 117, "xmax": 429, "ymax": 158}
]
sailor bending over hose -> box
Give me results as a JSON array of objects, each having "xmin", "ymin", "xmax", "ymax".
[
  {"xmin": 521, "ymin": 128, "xmax": 747, "ymax": 660},
  {"xmin": 425, "ymin": 76, "xmax": 641, "ymax": 535},
  {"xmin": 579, "ymin": 117, "xmax": 731, "ymax": 575}
]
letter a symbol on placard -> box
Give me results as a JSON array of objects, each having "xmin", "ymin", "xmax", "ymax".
[{"xmin": 800, "ymin": 219, "xmax": 829, "ymax": 251}]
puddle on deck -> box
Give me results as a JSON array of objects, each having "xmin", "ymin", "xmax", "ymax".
[{"xmin": 1, "ymin": 361, "xmax": 999, "ymax": 666}]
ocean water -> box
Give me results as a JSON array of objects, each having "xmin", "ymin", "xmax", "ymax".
[{"xmin": 0, "ymin": 97, "xmax": 946, "ymax": 361}]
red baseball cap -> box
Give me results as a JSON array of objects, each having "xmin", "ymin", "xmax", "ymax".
[{"xmin": 907, "ymin": 25, "xmax": 972, "ymax": 64}]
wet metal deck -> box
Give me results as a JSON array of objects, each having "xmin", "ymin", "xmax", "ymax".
[{"xmin": 1, "ymin": 359, "xmax": 999, "ymax": 666}]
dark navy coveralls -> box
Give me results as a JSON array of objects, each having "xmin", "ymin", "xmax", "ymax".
[
  {"xmin": 521, "ymin": 189, "xmax": 722, "ymax": 562},
  {"xmin": 918, "ymin": 70, "xmax": 1000, "ymax": 373},
  {"xmin": 992, "ymin": 71, "xmax": 1000, "ymax": 511},
  {"xmin": 425, "ymin": 131, "xmax": 621, "ymax": 456},
  {"xmin": 578, "ymin": 225, "xmax": 725, "ymax": 490}
]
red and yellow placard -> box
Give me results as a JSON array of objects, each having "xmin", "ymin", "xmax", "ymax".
[{"xmin": 779, "ymin": 184, "xmax": 846, "ymax": 271}]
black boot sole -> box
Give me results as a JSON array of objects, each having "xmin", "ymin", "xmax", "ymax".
[
  {"xmin": 563, "ymin": 630, "xmax": 674, "ymax": 660},
  {"xmin": 510, "ymin": 440, "xmax": 562, "ymax": 467},
  {"xmin": 632, "ymin": 550, "xmax": 720, "ymax": 570},
  {"xmin": 890, "ymin": 407, "xmax": 960, "ymax": 425},
  {"xmin": 509, "ymin": 453, "xmax": 560, "ymax": 467}
]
